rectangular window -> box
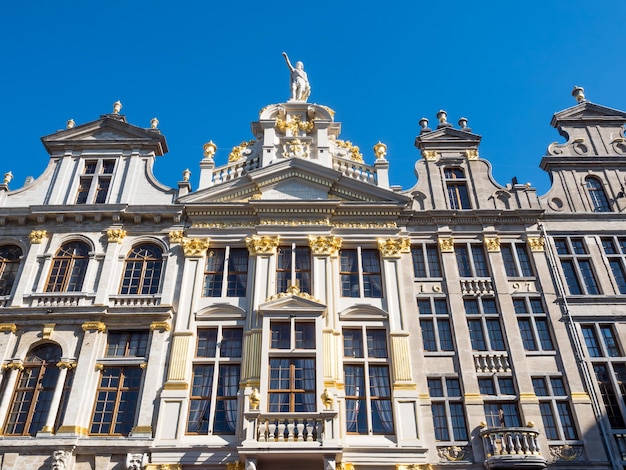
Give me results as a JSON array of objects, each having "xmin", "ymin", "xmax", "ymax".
[
  {"xmin": 501, "ymin": 243, "xmax": 534, "ymax": 277},
  {"xmin": 418, "ymin": 298, "xmax": 454, "ymax": 352},
  {"xmin": 276, "ymin": 245, "xmax": 311, "ymax": 294},
  {"xmin": 411, "ymin": 243, "xmax": 441, "ymax": 278},
  {"xmin": 187, "ymin": 326, "xmax": 242, "ymax": 434},
  {"xmin": 106, "ymin": 331, "xmax": 149, "ymax": 357},
  {"xmin": 513, "ymin": 297, "xmax": 554, "ymax": 352},
  {"xmin": 464, "ymin": 298, "xmax": 505, "ymax": 351},
  {"xmin": 455, "ymin": 244, "xmax": 489, "ymax": 277},
  {"xmin": 582, "ymin": 324, "xmax": 622, "ymax": 358},
  {"xmin": 602, "ymin": 237, "xmax": 626, "ymax": 294},
  {"xmin": 340, "ymin": 248, "xmax": 382, "ymax": 298},
  {"xmin": 554, "ymin": 237, "xmax": 600, "ymax": 295},
  {"xmin": 203, "ymin": 247, "xmax": 249, "ymax": 297},
  {"xmin": 343, "ymin": 327, "xmax": 393, "ymax": 434},
  {"xmin": 483, "ymin": 402, "xmax": 521, "ymax": 428},
  {"xmin": 428, "ymin": 377, "xmax": 468, "ymax": 441},
  {"xmin": 533, "ymin": 376, "xmax": 578, "ymax": 440},
  {"xmin": 75, "ymin": 159, "xmax": 115, "ymax": 204},
  {"xmin": 268, "ymin": 358, "xmax": 316, "ymax": 413}
]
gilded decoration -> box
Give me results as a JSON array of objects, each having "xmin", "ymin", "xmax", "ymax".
[
  {"xmin": 228, "ymin": 140, "xmax": 255, "ymax": 162},
  {"xmin": 282, "ymin": 138, "xmax": 310, "ymax": 159},
  {"xmin": 275, "ymin": 115, "xmax": 314, "ymax": 134},
  {"xmin": 335, "ymin": 140, "xmax": 363, "ymax": 162},
  {"xmin": 150, "ymin": 321, "xmax": 171, "ymax": 332},
  {"xmin": 106, "ymin": 228, "xmax": 127, "ymax": 244},
  {"xmin": 82, "ymin": 321, "xmax": 106, "ymax": 332},
  {"xmin": 437, "ymin": 445, "xmax": 471, "ymax": 462},
  {"xmin": 396, "ymin": 465, "xmax": 433, "ymax": 470},
  {"xmin": 321, "ymin": 388, "xmax": 334, "ymax": 410},
  {"xmin": 422, "ymin": 150, "xmax": 438, "ymax": 161},
  {"xmin": 0, "ymin": 323, "xmax": 17, "ymax": 333},
  {"xmin": 265, "ymin": 284, "xmax": 320, "ymax": 303},
  {"xmin": 373, "ymin": 141, "xmax": 387, "ymax": 159},
  {"xmin": 484, "ymin": 237, "xmax": 501, "ymax": 252},
  {"xmin": 549, "ymin": 444, "xmax": 584, "ymax": 462},
  {"xmin": 261, "ymin": 218, "xmax": 329, "ymax": 226},
  {"xmin": 227, "ymin": 463, "xmax": 244, "ymax": 470},
  {"xmin": 145, "ymin": 465, "xmax": 183, "ymax": 470},
  {"xmin": 56, "ymin": 361, "xmax": 77, "ymax": 370},
  {"xmin": 438, "ymin": 237, "xmax": 454, "ymax": 252},
  {"xmin": 168, "ymin": 230, "xmax": 184, "ymax": 243},
  {"xmin": 527, "ymin": 236, "xmax": 545, "ymax": 252},
  {"xmin": 29, "ymin": 230, "xmax": 47, "ymax": 244},
  {"xmin": 42, "ymin": 323, "xmax": 55, "ymax": 339},
  {"xmin": 182, "ymin": 238, "xmax": 210, "ymax": 257},
  {"xmin": 192, "ymin": 222, "xmax": 256, "ymax": 229},
  {"xmin": 465, "ymin": 149, "xmax": 479, "ymax": 160},
  {"xmin": 2, "ymin": 361, "xmax": 24, "ymax": 371},
  {"xmin": 309, "ymin": 235, "xmax": 342, "ymax": 256},
  {"xmin": 246, "ymin": 235, "xmax": 280, "ymax": 255},
  {"xmin": 337, "ymin": 464, "xmax": 355, "ymax": 470},
  {"xmin": 203, "ymin": 140, "xmax": 217, "ymax": 159},
  {"xmin": 378, "ymin": 237, "xmax": 411, "ymax": 258},
  {"xmin": 333, "ymin": 221, "xmax": 397, "ymax": 229},
  {"xmin": 249, "ymin": 388, "xmax": 260, "ymax": 410}
]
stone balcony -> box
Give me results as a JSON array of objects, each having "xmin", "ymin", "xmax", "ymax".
[
  {"xmin": 108, "ymin": 294, "xmax": 162, "ymax": 307},
  {"xmin": 25, "ymin": 292, "xmax": 95, "ymax": 308},
  {"xmin": 460, "ymin": 278, "xmax": 494, "ymax": 295},
  {"xmin": 481, "ymin": 426, "xmax": 547, "ymax": 469},
  {"xmin": 241, "ymin": 411, "xmax": 339, "ymax": 449}
]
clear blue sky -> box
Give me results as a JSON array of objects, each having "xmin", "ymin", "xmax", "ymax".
[{"xmin": 2, "ymin": 1, "xmax": 626, "ymax": 196}]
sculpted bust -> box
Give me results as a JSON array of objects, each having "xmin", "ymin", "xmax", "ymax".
[
  {"xmin": 126, "ymin": 452, "xmax": 148, "ymax": 470},
  {"xmin": 50, "ymin": 450, "xmax": 70, "ymax": 470}
]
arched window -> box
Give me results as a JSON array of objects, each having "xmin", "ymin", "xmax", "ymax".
[
  {"xmin": 3, "ymin": 344, "xmax": 71, "ymax": 436},
  {"xmin": 120, "ymin": 244, "xmax": 163, "ymax": 295},
  {"xmin": 45, "ymin": 241, "xmax": 90, "ymax": 292},
  {"xmin": 586, "ymin": 177, "xmax": 611, "ymax": 212},
  {"xmin": 0, "ymin": 245, "xmax": 22, "ymax": 295},
  {"xmin": 444, "ymin": 167, "xmax": 471, "ymax": 209}
]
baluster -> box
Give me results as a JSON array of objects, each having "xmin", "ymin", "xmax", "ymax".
[
  {"xmin": 277, "ymin": 420, "xmax": 286, "ymax": 441},
  {"xmin": 521, "ymin": 431, "xmax": 530, "ymax": 454},
  {"xmin": 287, "ymin": 419, "xmax": 295, "ymax": 442},
  {"xmin": 296, "ymin": 421, "xmax": 305, "ymax": 442},
  {"xmin": 258, "ymin": 420, "xmax": 267, "ymax": 442},
  {"xmin": 268, "ymin": 422, "xmax": 277, "ymax": 442},
  {"xmin": 305, "ymin": 420, "xmax": 314, "ymax": 442},
  {"xmin": 514, "ymin": 432, "xmax": 522, "ymax": 454},
  {"xmin": 505, "ymin": 433, "xmax": 514, "ymax": 454}
]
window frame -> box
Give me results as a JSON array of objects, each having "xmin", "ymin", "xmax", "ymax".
[
  {"xmin": 411, "ymin": 243, "xmax": 442, "ymax": 278},
  {"xmin": 119, "ymin": 243, "xmax": 164, "ymax": 295},
  {"xmin": 428, "ymin": 376, "xmax": 468, "ymax": 442},
  {"xmin": 276, "ymin": 244, "xmax": 311, "ymax": 294},
  {"xmin": 553, "ymin": 237, "xmax": 600, "ymax": 295},
  {"xmin": 464, "ymin": 297, "xmax": 506, "ymax": 351},
  {"xmin": 513, "ymin": 297, "xmax": 555, "ymax": 352},
  {"xmin": 585, "ymin": 176, "xmax": 612, "ymax": 213},
  {"xmin": 202, "ymin": 247, "xmax": 249, "ymax": 298},
  {"xmin": 444, "ymin": 167, "xmax": 471, "ymax": 210},
  {"xmin": 501, "ymin": 242, "xmax": 534, "ymax": 278},
  {"xmin": 533, "ymin": 376, "xmax": 578, "ymax": 441},
  {"xmin": 45, "ymin": 241, "xmax": 90, "ymax": 293},
  {"xmin": 75, "ymin": 159, "xmax": 116, "ymax": 205},
  {"xmin": 0, "ymin": 244, "xmax": 23, "ymax": 296},
  {"xmin": 418, "ymin": 297, "xmax": 454, "ymax": 352},
  {"xmin": 601, "ymin": 236, "xmax": 626, "ymax": 294},
  {"xmin": 455, "ymin": 243, "xmax": 490, "ymax": 278},
  {"xmin": 340, "ymin": 247, "xmax": 383, "ymax": 298}
]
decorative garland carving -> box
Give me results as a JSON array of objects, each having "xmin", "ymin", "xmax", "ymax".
[
  {"xmin": 335, "ymin": 140, "xmax": 363, "ymax": 162},
  {"xmin": 168, "ymin": 230, "xmax": 185, "ymax": 243},
  {"xmin": 276, "ymin": 115, "xmax": 314, "ymax": 134},
  {"xmin": 265, "ymin": 284, "xmax": 320, "ymax": 303},
  {"xmin": 437, "ymin": 445, "xmax": 471, "ymax": 462},
  {"xmin": 228, "ymin": 140, "xmax": 255, "ymax": 162}
]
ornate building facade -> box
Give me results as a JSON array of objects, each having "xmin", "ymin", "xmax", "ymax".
[{"xmin": 0, "ymin": 75, "xmax": 625, "ymax": 469}]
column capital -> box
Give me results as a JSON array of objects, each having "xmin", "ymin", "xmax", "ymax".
[
  {"xmin": 182, "ymin": 238, "xmax": 210, "ymax": 257},
  {"xmin": 527, "ymin": 236, "xmax": 545, "ymax": 252},
  {"xmin": 484, "ymin": 236, "xmax": 501, "ymax": 252},
  {"xmin": 309, "ymin": 235, "xmax": 342, "ymax": 256},
  {"xmin": 29, "ymin": 230, "xmax": 47, "ymax": 244},
  {"xmin": 0, "ymin": 323, "xmax": 17, "ymax": 333},
  {"xmin": 246, "ymin": 235, "xmax": 280, "ymax": 255},
  {"xmin": 106, "ymin": 228, "xmax": 127, "ymax": 244},
  {"xmin": 438, "ymin": 237, "xmax": 454, "ymax": 252},
  {"xmin": 82, "ymin": 321, "xmax": 106, "ymax": 332},
  {"xmin": 378, "ymin": 237, "xmax": 410, "ymax": 258}
]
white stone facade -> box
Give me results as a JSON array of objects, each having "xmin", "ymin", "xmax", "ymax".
[{"xmin": 0, "ymin": 86, "xmax": 624, "ymax": 469}]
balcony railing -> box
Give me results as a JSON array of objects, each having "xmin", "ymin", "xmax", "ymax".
[
  {"xmin": 242, "ymin": 411, "xmax": 338, "ymax": 447},
  {"xmin": 460, "ymin": 278, "xmax": 494, "ymax": 295},
  {"xmin": 26, "ymin": 292, "xmax": 95, "ymax": 308},
  {"xmin": 211, "ymin": 156, "xmax": 260, "ymax": 186},
  {"xmin": 109, "ymin": 295, "xmax": 161, "ymax": 307},
  {"xmin": 474, "ymin": 353, "xmax": 511, "ymax": 373},
  {"xmin": 332, "ymin": 157, "xmax": 378, "ymax": 185},
  {"xmin": 481, "ymin": 427, "xmax": 547, "ymax": 469}
]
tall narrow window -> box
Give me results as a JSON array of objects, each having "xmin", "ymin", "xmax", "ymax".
[
  {"xmin": 428, "ymin": 377, "xmax": 468, "ymax": 441},
  {"xmin": 411, "ymin": 243, "xmax": 442, "ymax": 278},
  {"xmin": 586, "ymin": 176, "xmax": 611, "ymax": 212},
  {"xmin": 455, "ymin": 243, "xmax": 489, "ymax": 277},
  {"xmin": 501, "ymin": 243, "xmax": 534, "ymax": 277},
  {"xmin": 202, "ymin": 247, "xmax": 249, "ymax": 297},
  {"xmin": 444, "ymin": 167, "xmax": 471, "ymax": 210},
  {"xmin": 554, "ymin": 237, "xmax": 600, "ymax": 295},
  {"xmin": 343, "ymin": 327, "xmax": 393, "ymax": 434},
  {"xmin": 601, "ymin": 237, "xmax": 626, "ymax": 294},
  {"xmin": 465, "ymin": 298, "xmax": 505, "ymax": 351},
  {"xmin": 75, "ymin": 159, "xmax": 115, "ymax": 204},
  {"xmin": 513, "ymin": 297, "xmax": 554, "ymax": 352},
  {"xmin": 120, "ymin": 244, "xmax": 163, "ymax": 295},
  {"xmin": 188, "ymin": 327, "xmax": 242, "ymax": 434},
  {"xmin": 45, "ymin": 241, "xmax": 89, "ymax": 292},
  {"xmin": 418, "ymin": 298, "xmax": 454, "ymax": 352},
  {"xmin": 3, "ymin": 344, "xmax": 68, "ymax": 436},
  {"xmin": 0, "ymin": 245, "xmax": 22, "ymax": 295},
  {"xmin": 276, "ymin": 245, "xmax": 311, "ymax": 294},
  {"xmin": 340, "ymin": 248, "xmax": 382, "ymax": 298},
  {"xmin": 533, "ymin": 376, "xmax": 578, "ymax": 440},
  {"xmin": 90, "ymin": 330, "xmax": 149, "ymax": 436}
]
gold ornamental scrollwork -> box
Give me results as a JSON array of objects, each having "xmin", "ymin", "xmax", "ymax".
[
  {"xmin": 265, "ymin": 284, "xmax": 320, "ymax": 303},
  {"xmin": 422, "ymin": 150, "xmax": 438, "ymax": 161},
  {"xmin": 549, "ymin": 444, "xmax": 584, "ymax": 462},
  {"xmin": 484, "ymin": 237, "xmax": 501, "ymax": 252},
  {"xmin": 246, "ymin": 235, "xmax": 280, "ymax": 255},
  {"xmin": 396, "ymin": 465, "xmax": 433, "ymax": 470},
  {"xmin": 309, "ymin": 235, "xmax": 342, "ymax": 256},
  {"xmin": 527, "ymin": 236, "xmax": 545, "ymax": 252},
  {"xmin": 337, "ymin": 464, "xmax": 355, "ymax": 470},
  {"xmin": 182, "ymin": 238, "xmax": 210, "ymax": 257},
  {"xmin": 0, "ymin": 323, "xmax": 17, "ymax": 333},
  {"xmin": 150, "ymin": 321, "xmax": 171, "ymax": 332},
  {"xmin": 465, "ymin": 149, "xmax": 479, "ymax": 160},
  {"xmin": 276, "ymin": 115, "xmax": 314, "ymax": 134},
  {"xmin": 336, "ymin": 140, "xmax": 363, "ymax": 162},
  {"xmin": 56, "ymin": 361, "xmax": 77, "ymax": 370},
  {"xmin": 145, "ymin": 465, "xmax": 183, "ymax": 470},
  {"xmin": 378, "ymin": 237, "xmax": 411, "ymax": 258},
  {"xmin": 168, "ymin": 230, "xmax": 185, "ymax": 244},
  {"xmin": 321, "ymin": 388, "xmax": 334, "ymax": 410},
  {"xmin": 228, "ymin": 140, "xmax": 255, "ymax": 162},
  {"xmin": 249, "ymin": 388, "xmax": 260, "ymax": 410},
  {"xmin": 2, "ymin": 361, "xmax": 24, "ymax": 371},
  {"xmin": 106, "ymin": 228, "xmax": 127, "ymax": 244},
  {"xmin": 438, "ymin": 237, "xmax": 454, "ymax": 252},
  {"xmin": 226, "ymin": 463, "xmax": 244, "ymax": 470},
  {"xmin": 29, "ymin": 230, "xmax": 47, "ymax": 244},
  {"xmin": 82, "ymin": 321, "xmax": 106, "ymax": 332}
]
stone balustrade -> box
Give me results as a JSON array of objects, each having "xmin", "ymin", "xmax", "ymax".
[
  {"xmin": 109, "ymin": 295, "xmax": 162, "ymax": 307},
  {"xmin": 211, "ymin": 156, "xmax": 260, "ymax": 186},
  {"xmin": 474, "ymin": 353, "xmax": 511, "ymax": 373},
  {"xmin": 243, "ymin": 412, "xmax": 338, "ymax": 447},
  {"xmin": 27, "ymin": 293, "xmax": 94, "ymax": 308},
  {"xmin": 481, "ymin": 426, "xmax": 547, "ymax": 469},
  {"xmin": 460, "ymin": 278, "xmax": 494, "ymax": 295},
  {"xmin": 332, "ymin": 157, "xmax": 378, "ymax": 184}
]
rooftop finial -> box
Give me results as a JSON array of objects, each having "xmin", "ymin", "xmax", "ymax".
[
  {"xmin": 150, "ymin": 117, "xmax": 159, "ymax": 129},
  {"xmin": 458, "ymin": 117, "xmax": 471, "ymax": 132},
  {"xmin": 572, "ymin": 86, "xmax": 586, "ymax": 103},
  {"xmin": 66, "ymin": 119, "xmax": 75, "ymax": 129},
  {"xmin": 113, "ymin": 100, "xmax": 122, "ymax": 114},
  {"xmin": 203, "ymin": 141, "xmax": 217, "ymax": 160},
  {"xmin": 182, "ymin": 169, "xmax": 191, "ymax": 182},
  {"xmin": 436, "ymin": 110, "xmax": 452, "ymax": 128},
  {"xmin": 373, "ymin": 142, "xmax": 387, "ymax": 160},
  {"xmin": 4, "ymin": 171, "xmax": 13, "ymax": 185},
  {"xmin": 419, "ymin": 117, "xmax": 431, "ymax": 134}
]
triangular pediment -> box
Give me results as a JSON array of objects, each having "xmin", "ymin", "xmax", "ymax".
[
  {"xmin": 259, "ymin": 292, "xmax": 327, "ymax": 316},
  {"xmin": 551, "ymin": 101, "xmax": 626, "ymax": 127},
  {"xmin": 417, "ymin": 126, "xmax": 482, "ymax": 144},
  {"xmin": 339, "ymin": 304, "xmax": 388, "ymax": 320},
  {"xmin": 180, "ymin": 158, "xmax": 410, "ymax": 204},
  {"xmin": 41, "ymin": 115, "xmax": 168, "ymax": 155}
]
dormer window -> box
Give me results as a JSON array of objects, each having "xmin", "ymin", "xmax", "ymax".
[
  {"xmin": 444, "ymin": 167, "xmax": 471, "ymax": 210},
  {"xmin": 76, "ymin": 159, "xmax": 115, "ymax": 204},
  {"xmin": 585, "ymin": 176, "xmax": 611, "ymax": 212}
]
